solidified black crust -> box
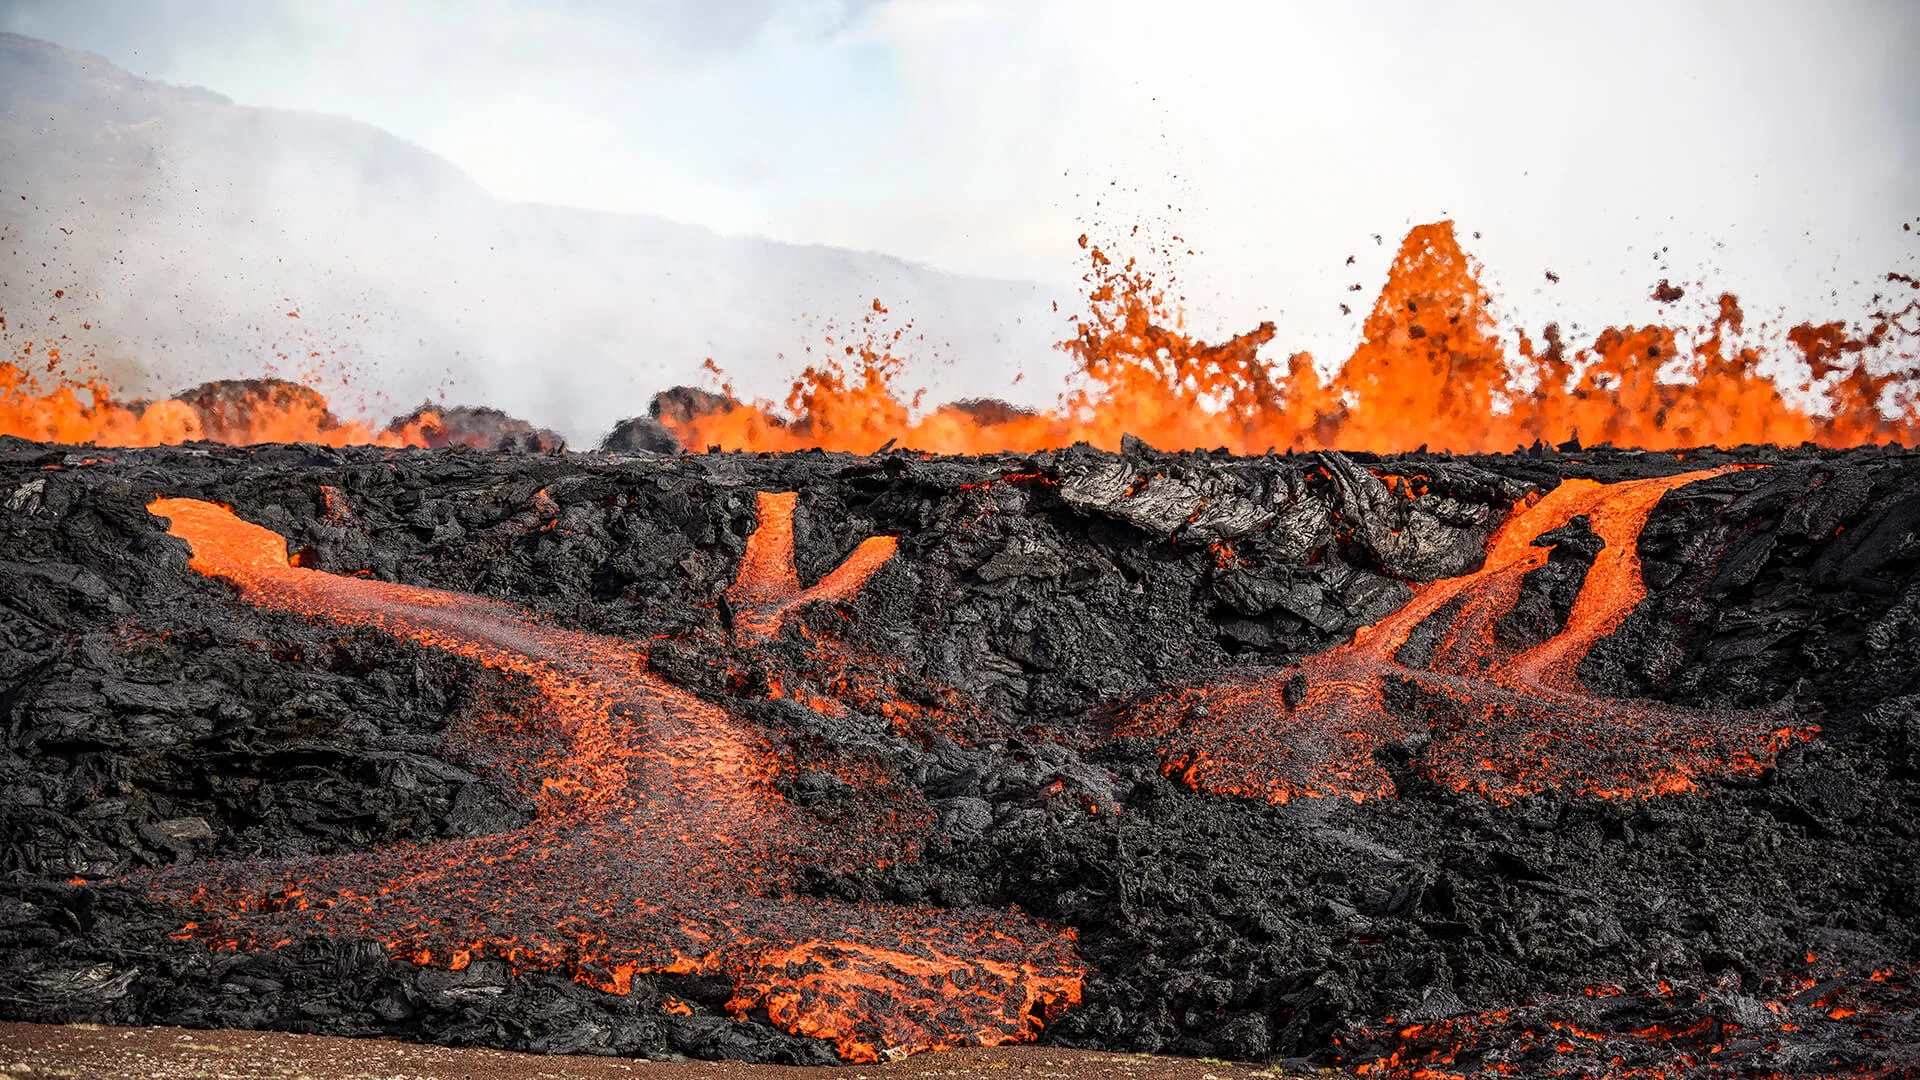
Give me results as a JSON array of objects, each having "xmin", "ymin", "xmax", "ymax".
[{"xmin": 0, "ymin": 437, "xmax": 1913, "ymax": 1070}]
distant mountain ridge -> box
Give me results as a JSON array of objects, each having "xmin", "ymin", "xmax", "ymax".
[{"xmin": 0, "ymin": 32, "xmax": 1065, "ymax": 442}]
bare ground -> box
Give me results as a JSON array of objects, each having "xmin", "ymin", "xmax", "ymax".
[{"xmin": 0, "ymin": 1024, "xmax": 1299, "ymax": 1080}]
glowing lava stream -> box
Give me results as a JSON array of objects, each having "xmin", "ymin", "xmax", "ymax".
[
  {"xmin": 726, "ymin": 491, "xmax": 899, "ymax": 643},
  {"xmin": 1117, "ymin": 469, "xmax": 1814, "ymax": 804},
  {"xmin": 140, "ymin": 496, "xmax": 1083, "ymax": 1063}
]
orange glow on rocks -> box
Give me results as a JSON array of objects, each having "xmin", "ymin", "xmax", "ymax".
[
  {"xmin": 136, "ymin": 496, "xmax": 1082, "ymax": 1063},
  {"xmin": 1109, "ymin": 470, "xmax": 1813, "ymax": 805},
  {"xmin": 1346, "ymin": 966, "xmax": 1915, "ymax": 1079}
]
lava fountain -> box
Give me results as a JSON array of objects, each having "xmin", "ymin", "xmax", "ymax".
[{"xmin": 6, "ymin": 223, "xmax": 1914, "ymax": 455}]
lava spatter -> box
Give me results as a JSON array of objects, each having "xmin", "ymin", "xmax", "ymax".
[
  {"xmin": 660, "ymin": 223, "xmax": 1920, "ymax": 456},
  {"xmin": 13, "ymin": 224, "xmax": 1915, "ymax": 456},
  {"xmin": 138, "ymin": 496, "xmax": 1082, "ymax": 1063},
  {"xmin": 1114, "ymin": 470, "xmax": 1812, "ymax": 805}
]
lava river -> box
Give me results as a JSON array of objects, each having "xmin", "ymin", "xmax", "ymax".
[
  {"xmin": 1116, "ymin": 468, "xmax": 1814, "ymax": 804},
  {"xmin": 139, "ymin": 495, "xmax": 1083, "ymax": 1063}
]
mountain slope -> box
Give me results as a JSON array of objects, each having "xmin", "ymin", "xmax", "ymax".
[{"xmin": 0, "ymin": 32, "xmax": 1066, "ymax": 441}]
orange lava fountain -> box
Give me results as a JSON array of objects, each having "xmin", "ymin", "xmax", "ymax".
[
  {"xmin": 668, "ymin": 224, "xmax": 1920, "ymax": 455},
  {"xmin": 135, "ymin": 496, "xmax": 1082, "ymax": 1063},
  {"xmin": 1109, "ymin": 469, "xmax": 1812, "ymax": 804},
  {"xmin": 6, "ymin": 224, "xmax": 1913, "ymax": 454},
  {"xmin": 0, "ymin": 370, "xmax": 441, "ymax": 447}
]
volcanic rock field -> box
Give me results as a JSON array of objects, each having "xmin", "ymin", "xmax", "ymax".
[{"xmin": 0, "ymin": 436, "xmax": 1914, "ymax": 1076}]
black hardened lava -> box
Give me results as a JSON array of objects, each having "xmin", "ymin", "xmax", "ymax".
[{"xmin": 0, "ymin": 436, "xmax": 1914, "ymax": 1073}]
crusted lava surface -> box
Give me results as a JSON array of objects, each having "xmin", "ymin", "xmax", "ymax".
[{"xmin": 0, "ymin": 436, "xmax": 1915, "ymax": 1074}]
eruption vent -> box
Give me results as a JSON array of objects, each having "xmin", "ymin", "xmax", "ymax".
[
  {"xmin": 1114, "ymin": 469, "xmax": 1812, "ymax": 803},
  {"xmin": 138, "ymin": 496, "xmax": 1082, "ymax": 1062}
]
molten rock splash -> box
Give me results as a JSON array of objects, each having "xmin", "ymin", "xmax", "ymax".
[
  {"xmin": 0, "ymin": 373, "xmax": 559, "ymax": 451},
  {"xmin": 6, "ymin": 223, "xmax": 1915, "ymax": 456}
]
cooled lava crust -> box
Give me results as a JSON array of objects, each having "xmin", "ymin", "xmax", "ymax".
[{"xmin": 0, "ymin": 437, "xmax": 1914, "ymax": 1075}]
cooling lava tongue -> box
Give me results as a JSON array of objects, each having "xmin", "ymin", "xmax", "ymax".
[
  {"xmin": 1117, "ymin": 469, "xmax": 1813, "ymax": 804},
  {"xmin": 138, "ymin": 496, "xmax": 1083, "ymax": 1063}
]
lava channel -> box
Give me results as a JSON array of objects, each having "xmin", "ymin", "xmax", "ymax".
[
  {"xmin": 138, "ymin": 495, "xmax": 1083, "ymax": 1063},
  {"xmin": 1116, "ymin": 469, "xmax": 1814, "ymax": 804}
]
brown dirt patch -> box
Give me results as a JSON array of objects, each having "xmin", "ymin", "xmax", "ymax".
[{"xmin": 0, "ymin": 1023, "xmax": 1300, "ymax": 1080}]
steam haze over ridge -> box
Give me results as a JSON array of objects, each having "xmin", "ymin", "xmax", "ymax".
[
  {"xmin": 0, "ymin": 29, "xmax": 1063, "ymax": 443},
  {"xmin": 0, "ymin": 1, "xmax": 1916, "ymax": 444}
]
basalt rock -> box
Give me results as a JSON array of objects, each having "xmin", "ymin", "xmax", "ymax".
[
  {"xmin": 0, "ymin": 439, "xmax": 1913, "ymax": 1074},
  {"xmin": 386, "ymin": 403, "xmax": 566, "ymax": 453},
  {"xmin": 649, "ymin": 386, "xmax": 743, "ymax": 428},
  {"xmin": 599, "ymin": 415, "xmax": 683, "ymax": 454},
  {"xmin": 172, "ymin": 379, "xmax": 345, "ymax": 444}
]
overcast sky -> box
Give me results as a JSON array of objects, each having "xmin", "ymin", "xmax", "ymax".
[{"xmin": 3, "ymin": 0, "xmax": 1916, "ymax": 367}]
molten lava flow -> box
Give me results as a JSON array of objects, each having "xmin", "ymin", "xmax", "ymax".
[
  {"xmin": 137, "ymin": 497, "xmax": 1082, "ymax": 1062},
  {"xmin": 720, "ymin": 492, "xmax": 954, "ymax": 735},
  {"xmin": 1111, "ymin": 470, "xmax": 1811, "ymax": 804},
  {"xmin": 725, "ymin": 491, "xmax": 899, "ymax": 643},
  {"xmin": 663, "ymin": 223, "xmax": 1920, "ymax": 455}
]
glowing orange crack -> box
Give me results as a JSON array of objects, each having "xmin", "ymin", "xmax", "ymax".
[
  {"xmin": 137, "ymin": 496, "xmax": 1080, "ymax": 1063},
  {"xmin": 1115, "ymin": 470, "xmax": 1813, "ymax": 805}
]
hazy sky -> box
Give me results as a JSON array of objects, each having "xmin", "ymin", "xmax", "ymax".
[{"xmin": 4, "ymin": 0, "xmax": 1916, "ymax": 365}]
